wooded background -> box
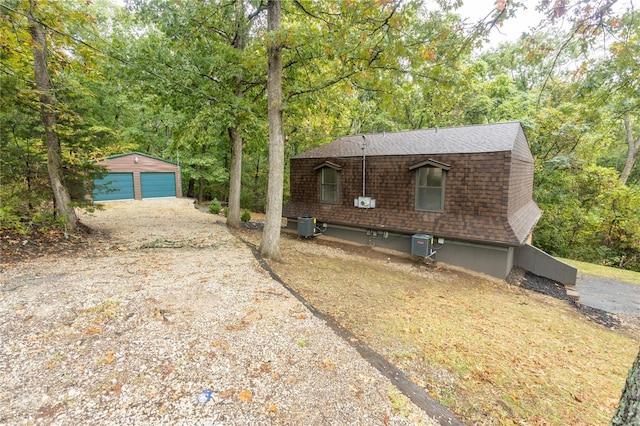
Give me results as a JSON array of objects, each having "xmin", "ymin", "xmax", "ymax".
[{"xmin": 1, "ymin": 0, "xmax": 638, "ymax": 271}]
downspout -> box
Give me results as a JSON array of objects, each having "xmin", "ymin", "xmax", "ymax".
[{"xmin": 361, "ymin": 134, "xmax": 367, "ymax": 197}]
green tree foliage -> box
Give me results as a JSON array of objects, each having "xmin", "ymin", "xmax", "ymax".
[
  {"xmin": 470, "ymin": 3, "xmax": 639, "ymax": 272},
  {"xmin": 2, "ymin": 0, "xmax": 636, "ymax": 272},
  {"xmin": 120, "ymin": 0, "xmax": 268, "ymax": 224},
  {"xmin": 0, "ymin": 0, "xmax": 115, "ymax": 232},
  {"xmin": 535, "ymin": 161, "xmax": 640, "ymax": 270},
  {"xmin": 281, "ymin": 2, "xmax": 477, "ymax": 138},
  {"xmin": 576, "ymin": 10, "xmax": 640, "ymax": 185}
]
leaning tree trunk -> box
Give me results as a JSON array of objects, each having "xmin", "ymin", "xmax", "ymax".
[
  {"xmin": 259, "ymin": 0, "xmax": 284, "ymax": 261},
  {"xmin": 620, "ymin": 114, "xmax": 639, "ymax": 186},
  {"xmin": 610, "ymin": 348, "xmax": 640, "ymax": 425},
  {"xmin": 28, "ymin": 4, "xmax": 78, "ymax": 230}
]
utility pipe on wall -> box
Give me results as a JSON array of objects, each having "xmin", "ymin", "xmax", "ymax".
[{"xmin": 361, "ymin": 134, "xmax": 367, "ymax": 197}]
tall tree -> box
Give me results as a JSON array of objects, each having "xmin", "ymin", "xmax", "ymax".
[
  {"xmin": 27, "ymin": 0, "xmax": 78, "ymax": 230},
  {"xmin": 226, "ymin": 0, "xmax": 265, "ymax": 228},
  {"xmin": 123, "ymin": 0, "xmax": 268, "ymax": 222},
  {"xmin": 256, "ymin": 0, "xmax": 477, "ymax": 259},
  {"xmin": 1, "ymin": 0, "xmax": 120, "ymax": 230},
  {"xmin": 259, "ymin": 0, "xmax": 284, "ymax": 260}
]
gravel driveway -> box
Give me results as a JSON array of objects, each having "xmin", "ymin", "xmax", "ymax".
[
  {"xmin": 577, "ymin": 274, "xmax": 640, "ymax": 316},
  {"xmin": 0, "ymin": 199, "xmax": 437, "ymax": 426}
]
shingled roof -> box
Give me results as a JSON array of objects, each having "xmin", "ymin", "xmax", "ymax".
[{"xmin": 294, "ymin": 121, "xmax": 525, "ymax": 159}]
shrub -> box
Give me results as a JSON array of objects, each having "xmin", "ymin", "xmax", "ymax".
[
  {"xmin": 222, "ymin": 207, "xmax": 228, "ymax": 217},
  {"xmin": 241, "ymin": 210, "xmax": 251, "ymax": 222},
  {"xmin": 0, "ymin": 205, "xmax": 26, "ymax": 234},
  {"xmin": 208, "ymin": 198, "xmax": 222, "ymax": 214}
]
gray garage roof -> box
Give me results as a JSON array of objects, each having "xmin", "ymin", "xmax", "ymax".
[{"xmin": 293, "ymin": 121, "xmax": 525, "ymax": 159}]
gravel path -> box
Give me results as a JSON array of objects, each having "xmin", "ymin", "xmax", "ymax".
[{"xmin": 0, "ymin": 199, "xmax": 436, "ymax": 426}]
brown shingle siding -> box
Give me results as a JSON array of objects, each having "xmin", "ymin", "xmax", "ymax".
[{"xmin": 283, "ymin": 122, "xmax": 541, "ymax": 246}]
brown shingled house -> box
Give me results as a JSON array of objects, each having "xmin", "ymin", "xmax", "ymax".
[{"xmin": 283, "ymin": 122, "xmax": 544, "ymax": 279}]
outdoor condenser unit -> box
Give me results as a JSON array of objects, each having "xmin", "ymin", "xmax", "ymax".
[
  {"xmin": 297, "ymin": 216, "xmax": 316, "ymax": 237},
  {"xmin": 411, "ymin": 234, "xmax": 434, "ymax": 257}
]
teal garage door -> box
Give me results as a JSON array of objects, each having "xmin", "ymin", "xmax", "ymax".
[
  {"xmin": 93, "ymin": 173, "xmax": 134, "ymax": 201},
  {"xmin": 141, "ymin": 172, "xmax": 176, "ymax": 198}
]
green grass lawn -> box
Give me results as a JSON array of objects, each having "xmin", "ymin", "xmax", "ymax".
[{"xmin": 559, "ymin": 258, "xmax": 640, "ymax": 285}]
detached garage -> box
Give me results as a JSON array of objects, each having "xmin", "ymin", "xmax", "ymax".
[{"xmin": 92, "ymin": 152, "xmax": 181, "ymax": 201}]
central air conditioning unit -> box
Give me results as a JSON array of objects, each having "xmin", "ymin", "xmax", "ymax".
[
  {"xmin": 297, "ymin": 216, "xmax": 316, "ymax": 237},
  {"xmin": 354, "ymin": 196, "xmax": 376, "ymax": 209},
  {"xmin": 412, "ymin": 234, "xmax": 435, "ymax": 258}
]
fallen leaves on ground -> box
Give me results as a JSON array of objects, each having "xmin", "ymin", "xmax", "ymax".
[{"xmin": 238, "ymin": 389, "xmax": 253, "ymax": 403}]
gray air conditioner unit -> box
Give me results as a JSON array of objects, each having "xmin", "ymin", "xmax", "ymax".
[
  {"xmin": 412, "ymin": 234, "xmax": 434, "ymax": 257},
  {"xmin": 354, "ymin": 196, "xmax": 376, "ymax": 209},
  {"xmin": 297, "ymin": 217, "xmax": 316, "ymax": 237}
]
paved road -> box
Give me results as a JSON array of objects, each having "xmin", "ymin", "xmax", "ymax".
[{"xmin": 577, "ymin": 274, "xmax": 640, "ymax": 316}]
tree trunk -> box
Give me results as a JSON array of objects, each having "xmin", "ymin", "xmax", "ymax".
[
  {"xmin": 198, "ymin": 144, "xmax": 206, "ymax": 203},
  {"xmin": 620, "ymin": 114, "xmax": 639, "ymax": 185},
  {"xmin": 259, "ymin": 0, "xmax": 284, "ymax": 261},
  {"xmin": 253, "ymin": 157, "xmax": 261, "ymax": 212},
  {"xmin": 226, "ymin": 0, "xmax": 248, "ymax": 229},
  {"xmin": 610, "ymin": 348, "xmax": 640, "ymax": 425},
  {"xmin": 227, "ymin": 126, "xmax": 243, "ymax": 228},
  {"xmin": 187, "ymin": 178, "xmax": 195, "ymax": 198},
  {"xmin": 28, "ymin": 2, "xmax": 78, "ymax": 230}
]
